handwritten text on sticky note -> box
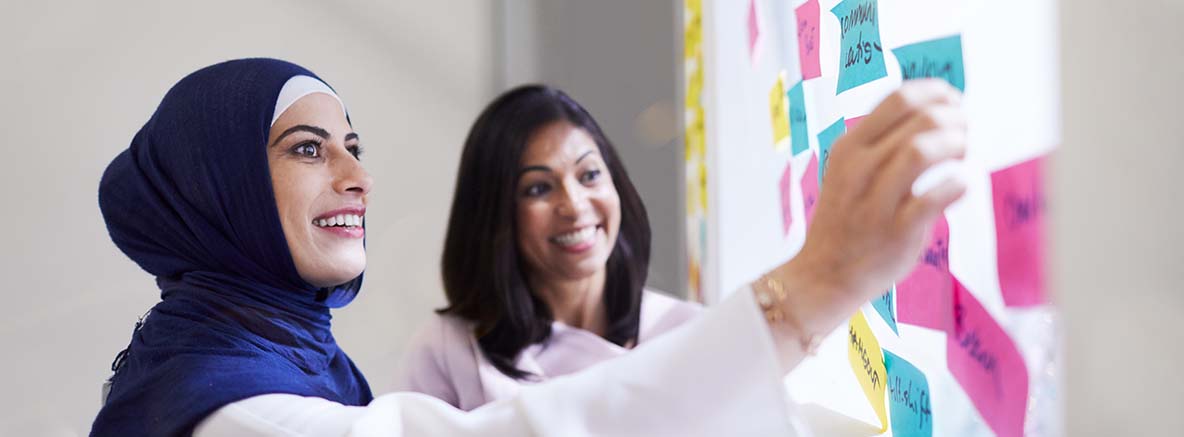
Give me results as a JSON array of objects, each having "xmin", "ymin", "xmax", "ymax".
[
  {"xmin": 795, "ymin": 0, "xmax": 821, "ymax": 80},
  {"xmin": 991, "ymin": 156, "xmax": 1047, "ymax": 307},
  {"xmin": 897, "ymin": 215, "xmax": 954, "ymax": 331},
  {"xmin": 893, "ymin": 34, "xmax": 966, "ymax": 91},
  {"xmin": 769, "ymin": 74, "xmax": 791, "ymax": 149},
  {"xmin": 788, "ymin": 80, "xmax": 809, "ymax": 155},
  {"xmin": 801, "ymin": 152, "xmax": 820, "ymax": 229},
  {"xmin": 948, "ymin": 280, "xmax": 1030, "ymax": 437},
  {"xmin": 849, "ymin": 310, "xmax": 889, "ymax": 432},
  {"xmin": 817, "ymin": 118, "xmax": 846, "ymax": 186},
  {"xmin": 832, "ymin": 0, "xmax": 887, "ymax": 93},
  {"xmin": 884, "ymin": 350, "xmax": 933, "ymax": 437},
  {"xmin": 872, "ymin": 283, "xmax": 898, "ymax": 334}
]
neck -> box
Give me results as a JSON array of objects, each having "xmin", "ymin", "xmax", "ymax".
[{"xmin": 529, "ymin": 270, "xmax": 608, "ymax": 335}]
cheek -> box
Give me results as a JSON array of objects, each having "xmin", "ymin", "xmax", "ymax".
[{"xmin": 517, "ymin": 202, "xmax": 551, "ymax": 250}]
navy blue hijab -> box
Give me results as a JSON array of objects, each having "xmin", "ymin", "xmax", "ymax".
[{"xmin": 91, "ymin": 59, "xmax": 372, "ymax": 436}]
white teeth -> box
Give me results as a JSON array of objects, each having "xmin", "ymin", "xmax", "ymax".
[
  {"xmin": 553, "ymin": 226, "xmax": 597, "ymax": 246},
  {"xmin": 313, "ymin": 214, "xmax": 365, "ymax": 227}
]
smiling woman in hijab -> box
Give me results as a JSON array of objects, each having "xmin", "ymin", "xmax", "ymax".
[{"xmin": 91, "ymin": 58, "xmax": 968, "ymax": 437}]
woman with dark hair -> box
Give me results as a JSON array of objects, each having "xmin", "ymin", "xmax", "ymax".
[
  {"xmin": 92, "ymin": 56, "xmax": 968, "ymax": 436},
  {"xmin": 396, "ymin": 85, "xmax": 702, "ymax": 409}
]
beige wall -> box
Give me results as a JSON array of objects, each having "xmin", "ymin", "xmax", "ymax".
[
  {"xmin": 1058, "ymin": 0, "xmax": 1184, "ymax": 435},
  {"xmin": 0, "ymin": 1, "xmax": 495, "ymax": 434}
]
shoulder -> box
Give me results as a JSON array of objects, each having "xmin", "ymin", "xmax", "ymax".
[
  {"xmin": 638, "ymin": 289, "xmax": 703, "ymax": 341},
  {"xmin": 403, "ymin": 313, "xmax": 478, "ymax": 362}
]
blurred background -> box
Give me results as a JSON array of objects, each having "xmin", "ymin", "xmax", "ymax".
[{"xmin": 0, "ymin": 0, "xmax": 1180, "ymax": 435}]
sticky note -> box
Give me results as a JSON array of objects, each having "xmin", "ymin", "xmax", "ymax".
[
  {"xmin": 893, "ymin": 35, "xmax": 966, "ymax": 92},
  {"xmin": 779, "ymin": 162, "xmax": 793, "ymax": 236},
  {"xmin": 871, "ymin": 283, "xmax": 898, "ymax": 334},
  {"xmin": 769, "ymin": 74, "xmax": 791, "ymax": 149},
  {"xmin": 795, "ymin": 0, "xmax": 821, "ymax": 80},
  {"xmin": 844, "ymin": 115, "xmax": 865, "ymax": 130},
  {"xmin": 748, "ymin": 0, "xmax": 761, "ymax": 65},
  {"xmin": 884, "ymin": 350, "xmax": 934, "ymax": 437},
  {"xmin": 897, "ymin": 215, "xmax": 954, "ymax": 331},
  {"xmin": 831, "ymin": 0, "xmax": 888, "ymax": 94},
  {"xmin": 801, "ymin": 152, "xmax": 820, "ymax": 228},
  {"xmin": 947, "ymin": 279, "xmax": 1029, "ymax": 437},
  {"xmin": 788, "ymin": 81, "xmax": 809, "ymax": 155},
  {"xmin": 991, "ymin": 156, "xmax": 1047, "ymax": 307},
  {"xmin": 817, "ymin": 118, "xmax": 846, "ymax": 186},
  {"xmin": 848, "ymin": 310, "xmax": 889, "ymax": 432}
]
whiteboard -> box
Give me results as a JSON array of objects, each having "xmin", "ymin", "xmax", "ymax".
[{"xmin": 692, "ymin": 0, "xmax": 1060, "ymax": 435}]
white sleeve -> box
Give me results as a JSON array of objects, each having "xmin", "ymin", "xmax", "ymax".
[{"xmin": 194, "ymin": 287, "xmax": 803, "ymax": 437}]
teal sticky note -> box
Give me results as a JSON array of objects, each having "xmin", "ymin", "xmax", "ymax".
[
  {"xmin": 892, "ymin": 34, "xmax": 966, "ymax": 92},
  {"xmin": 872, "ymin": 283, "xmax": 898, "ymax": 334},
  {"xmin": 817, "ymin": 118, "xmax": 846, "ymax": 186},
  {"xmin": 788, "ymin": 81, "xmax": 809, "ymax": 156},
  {"xmin": 831, "ymin": 0, "xmax": 887, "ymax": 94},
  {"xmin": 884, "ymin": 350, "xmax": 934, "ymax": 437}
]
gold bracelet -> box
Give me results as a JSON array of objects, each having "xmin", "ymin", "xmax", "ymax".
[{"xmin": 754, "ymin": 273, "xmax": 821, "ymax": 356}]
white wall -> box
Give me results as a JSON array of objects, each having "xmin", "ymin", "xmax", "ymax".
[
  {"xmin": 499, "ymin": 0, "xmax": 685, "ymax": 295},
  {"xmin": 1058, "ymin": 1, "xmax": 1184, "ymax": 435},
  {"xmin": 0, "ymin": 1, "xmax": 495, "ymax": 434}
]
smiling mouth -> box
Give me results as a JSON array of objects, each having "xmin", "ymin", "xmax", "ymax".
[
  {"xmin": 312, "ymin": 210, "xmax": 366, "ymax": 239},
  {"xmin": 550, "ymin": 225, "xmax": 602, "ymax": 250}
]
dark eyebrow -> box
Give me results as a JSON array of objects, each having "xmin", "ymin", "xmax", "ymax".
[
  {"xmin": 518, "ymin": 165, "xmax": 552, "ymax": 177},
  {"xmin": 270, "ymin": 125, "xmax": 329, "ymax": 147},
  {"xmin": 575, "ymin": 150, "xmax": 596, "ymax": 163},
  {"xmin": 345, "ymin": 132, "xmax": 359, "ymax": 142}
]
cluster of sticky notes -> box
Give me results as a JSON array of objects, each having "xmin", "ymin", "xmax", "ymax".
[
  {"xmin": 817, "ymin": 118, "xmax": 846, "ymax": 186},
  {"xmin": 848, "ymin": 311, "xmax": 890, "ymax": 432},
  {"xmin": 897, "ymin": 215, "xmax": 954, "ymax": 331},
  {"xmin": 991, "ymin": 156, "xmax": 1047, "ymax": 307},
  {"xmin": 948, "ymin": 280, "xmax": 1030, "ymax": 437},
  {"xmin": 832, "ymin": 0, "xmax": 887, "ymax": 93},
  {"xmin": 893, "ymin": 35, "xmax": 966, "ymax": 91},
  {"xmin": 795, "ymin": 0, "xmax": 821, "ymax": 80},
  {"xmin": 769, "ymin": 74, "xmax": 791, "ymax": 150}
]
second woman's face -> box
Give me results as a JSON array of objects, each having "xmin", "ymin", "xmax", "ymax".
[
  {"xmin": 516, "ymin": 122, "xmax": 621, "ymax": 283},
  {"xmin": 268, "ymin": 93, "xmax": 372, "ymax": 288}
]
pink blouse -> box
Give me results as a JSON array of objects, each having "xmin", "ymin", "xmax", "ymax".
[{"xmin": 394, "ymin": 290, "xmax": 703, "ymax": 411}]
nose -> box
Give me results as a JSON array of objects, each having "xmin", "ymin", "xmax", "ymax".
[
  {"xmin": 555, "ymin": 181, "xmax": 590, "ymax": 218},
  {"xmin": 331, "ymin": 150, "xmax": 373, "ymax": 196}
]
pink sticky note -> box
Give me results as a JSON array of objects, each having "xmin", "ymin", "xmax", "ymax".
[
  {"xmin": 844, "ymin": 115, "xmax": 866, "ymax": 131},
  {"xmin": 947, "ymin": 279, "xmax": 1030, "ymax": 437},
  {"xmin": 800, "ymin": 152, "xmax": 820, "ymax": 229},
  {"xmin": 897, "ymin": 215, "xmax": 954, "ymax": 332},
  {"xmin": 748, "ymin": 0, "xmax": 762, "ymax": 65},
  {"xmin": 795, "ymin": 0, "xmax": 821, "ymax": 80},
  {"xmin": 779, "ymin": 162, "xmax": 794, "ymax": 236},
  {"xmin": 991, "ymin": 156, "xmax": 1047, "ymax": 307}
]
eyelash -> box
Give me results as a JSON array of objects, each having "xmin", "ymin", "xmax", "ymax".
[
  {"xmin": 290, "ymin": 141, "xmax": 364, "ymax": 161},
  {"xmin": 522, "ymin": 169, "xmax": 603, "ymax": 197}
]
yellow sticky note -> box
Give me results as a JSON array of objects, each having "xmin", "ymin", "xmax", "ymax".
[
  {"xmin": 848, "ymin": 310, "xmax": 889, "ymax": 432},
  {"xmin": 768, "ymin": 73, "xmax": 790, "ymax": 149}
]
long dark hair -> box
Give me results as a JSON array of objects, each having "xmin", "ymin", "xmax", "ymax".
[{"xmin": 439, "ymin": 85, "xmax": 651, "ymax": 379}]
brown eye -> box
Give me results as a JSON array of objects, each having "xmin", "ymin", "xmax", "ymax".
[
  {"xmin": 525, "ymin": 182, "xmax": 551, "ymax": 197},
  {"xmin": 292, "ymin": 141, "xmax": 320, "ymax": 158},
  {"xmin": 580, "ymin": 169, "xmax": 602, "ymax": 184}
]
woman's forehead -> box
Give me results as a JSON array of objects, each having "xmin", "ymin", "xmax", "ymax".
[{"xmin": 522, "ymin": 123, "xmax": 599, "ymax": 165}]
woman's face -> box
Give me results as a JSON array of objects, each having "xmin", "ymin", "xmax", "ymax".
[
  {"xmin": 516, "ymin": 122, "xmax": 621, "ymax": 284},
  {"xmin": 268, "ymin": 93, "xmax": 372, "ymax": 288}
]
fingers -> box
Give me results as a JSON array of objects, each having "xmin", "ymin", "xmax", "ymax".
[
  {"xmin": 899, "ymin": 176, "xmax": 967, "ymax": 233},
  {"xmin": 843, "ymin": 79, "xmax": 962, "ymax": 146},
  {"xmin": 866, "ymin": 104, "xmax": 967, "ymax": 211}
]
